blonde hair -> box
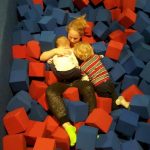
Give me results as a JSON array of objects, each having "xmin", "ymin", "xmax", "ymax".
[
  {"xmin": 55, "ymin": 36, "xmax": 70, "ymax": 47},
  {"xmin": 74, "ymin": 42, "xmax": 94, "ymax": 61},
  {"xmin": 67, "ymin": 15, "xmax": 87, "ymax": 36}
]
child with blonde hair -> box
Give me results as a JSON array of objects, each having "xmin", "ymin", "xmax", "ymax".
[{"xmin": 74, "ymin": 42, "xmax": 125, "ymax": 109}]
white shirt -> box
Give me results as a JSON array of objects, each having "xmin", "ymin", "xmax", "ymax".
[{"xmin": 47, "ymin": 50, "xmax": 79, "ymax": 71}]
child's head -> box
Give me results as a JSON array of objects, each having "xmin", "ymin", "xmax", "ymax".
[
  {"xmin": 55, "ymin": 36, "xmax": 70, "ymax": 48},
  {"xmin": 74, "ymin": 42, "xmax": 94, "ymax": 61}
]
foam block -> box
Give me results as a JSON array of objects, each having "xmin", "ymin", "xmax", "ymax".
[
  {"xmin": 33, "ymin": 137, "xmax": 56, "ymax": 150},
  {"xmin": 130, "ymin": 95, "xmax": 150, "ymax": 119},
  {"xmin": 115, "ymin": 109, "xmax": 139, "ymax": 137},
  {"xmin": 109, "ymin": 20, "xmax": 125, "ymax": 32},
  {"xmin": 105, "ymin": 40, "xmax": 124, "ymax": 60},
  {"xmin": 84, "ymin": 21, "xmax": 94, "ymax": 36},
  {"xmin": 12, "ymin": 45, "xmax": 27, "ymax": 59},
  {"xmin": 74, "ymin": 122, "xmax": 85, "ymax": 131},
  {"xmin": 121, "ymin": 75, "xmax": 140, "ymax": 90},
  {"xmin": 63, "ymin": 87, "xmax": 80, "ymax": 101},
  {"xmin": 38, "ymin": 16, "xmax": 56, "ymax": 31},
  {"xmin": 140, "ymin": 61, "xmax": 150, "ymax": 83},
  {"xmin": 93, "ymin": 21, "xmax": 109, "ymax": 39},
  {"xmin": 28, "ymin": 101, "xmax": 48, "ymax": 121},
  {"xmin": 122, "ymin": 0, "xmax": 136, "ymax": 11},
  {"xmin": 51, "ymin": 127, "xmax": 70, "ymax": 150},
  {"xmin": 3, "ymin": 107, "xmax": 29, "ymax": 134},
  {"xmin": 52, "ymin": 8, "xmax": 67, "ymax": 25},
  {"xmin": 121, "ymin": 140, "xmax": 143, "ymax": 150},
  {"xmin": 101, "ymin": 56, "xmax": 115, "ymax": 70},
  {"xmin": 125, "ymin": 29, "xmax": 136, "ymax": 37},
  {"xmin": 92, "ymin": 41, "xmax": 106, "ymax": 55},
  {"xmin": 33, "ymin": 0, "xmax": 44, "ymax": 9},
  {"xmin": 135, "ymin": 0, "xmax": 147, "ymax": 10},
  {"xmin": 86, "ymin": 108, "xmax": 113, "ymax": 133},
  {"xmin": 45, "ymin": 71, "xmax": 58, "ymax": 85},
  {"xmin": 135, "ymin": 122, "xmax": 150, "ymax": 145},
  {"xmin": 139, "ymin": 80, "xmax": 150, "ymax": 95},
  {"xmin": 54, "ymin": 26, "xmax": 67, "ymax": 38},
  {"xmin": 109, "ymin": 63, "xmax": 125, "ymax": 82},
  {"xmin": 7, "ymin": 90, "xmax": 32, "ymax": 112},
  {"xmin": 103, "ymin": 0, "xmax": 118, "ymax": 9},
  {"xmin": 73, "ymin": 0, "xmax": 89, "ymax": 10},
  {"xmin": 13, "ymin": 30, "xmax": 33, "ymax": 45},
  {"xmin": 29, "ymin": 80, "xmax": 47, "ymax": 100},
  {"xmin": 11, "ymin": 59, "xmax": 28, "ymax": 71},
  {"xmin": 91, "ymin": 0, "xmax": 103, "ymax": 6},
  {"xmin": 3, "ymin": 134, "xmax": 26, "ymax": 150},
  {"xmin": 143, "ymin": 0, "xmax": 150, "ymax": 13},
  {"xmin": 67, "ymin": 12, "xmax": 81, "ymax": 23},
  {"xmin": 121, "ymin": 56, "xmax": 145, "ymax": 75},
  {"xmin": 26, "ymin": 40, "xmax": 41, "ymax": 59},
  {"xmin": 58, "ymin": 0, "xmax": 74, "ymax": 12},
  {"xmin": 44, "ymin": 0, "xmax": 58, "ymax": 7},
  {"xmin": 142, "ymin": 26, "xmax": 150, "ymax": 44},
  {"xmin": 95, "ymin": 131, "xmax": 121, "ymax": 150},
  {"xmin": 110, "ymin": 8, "xmax": 121, "ymax": 21},
  {"xmin": 29, "ymin": 62, "xmax": 45, "ymax": 77},
  {"xmin": 17, "ymin": 5, "xmax": 30, "ymax": 17},
  {"xmin": 76, "ymin": 125, "xmax": 98, "ymax": 150},
  {"xmin": 121, "ymin": 84, "xmax": 143, "ymax": 102},
  {"xmin": 82, "ymin": 36, "xmax": 96, "ymax": 44},
  {"xmin": 64, "ymin": 99, "xmax": 88, "ymax": 123}
]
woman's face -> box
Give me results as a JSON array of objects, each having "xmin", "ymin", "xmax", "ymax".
[{"xmin": 68, "ymin": 29, "xmax": 81, "ymax": 47}]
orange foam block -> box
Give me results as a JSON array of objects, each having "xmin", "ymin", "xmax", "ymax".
[
  {"xmin": 84, "ymin": 21, "xmax": 94, "ymax": 36},
  {"xmin": 91, "ymin": 0, "xmax": 103, "ymax": 6},
  {"xmin": 110, "ymin": 8, "xmax": 121, "ymax": 21},
  {"xmin": 124, "ymin": 29, "xmax": 136, "ymax": 37},
  {"xmin": 3, "ymin": 107, "xmax": 29, "ymax": 134},
  {"xmin": 37, "ymin": 93, "xmax": 49, "ymax": 111},
  {"xmin": 12, "ymin": 45, "xmax": 27, "ymax": 59},
  {"xmin": 33, "ymin": 0, "xmax": 44, "ymax": 9},
  {"xmin": 3, "ymin": 134, "xmax": 26, "ymax": 150},
  {"xmin": 121, "ymin": 84, "xmax": 144, "ymax": 102},
  {"xmin": 115, "ymin": 0, "xmax": 121, "ymax": 8},
  {"xmin": 105, "ymin": 40, "xmax": 124, "ymax": 61},
  {"xmin": 121, "ymin": 0, "xmax": 136, "ymax": 11},
  {"xmin": 109, "ymin": 29, "xmax": 127, "ymax": 44},
  {"xmin": 118, "ymin": 8, "xmax": 136, "ymax": 28},
  {"xmin": 63, "ymin": 87, "xmax": 80, "ymax": 101},
  {"xmin": 86, "ymin": 108, "xmax": 113, "ymax": 133},
  {"xmin": 51, "ymin": 127, "xmax": 70, "ymax": 150},
  {"xmin": 96, "ymin": 96, "xmax": 112, "ymax": 114},
  {"xmin": 29, "ymin": 62, "xmax": 45, "ymax": 77},
  {"xmin": 44, "ymin": 116, "xmax": 59, "ymax": 137},
  {"xmin": 27, "ymin": 148, "xmax": 33, "ymax": 150},
  {"xmin": 82, "ymin": 36, "xmax": 96, "ymax": 44},
  {"xmin": 73, "ymin": 0, "xmax": 89, "ymax": 9},
  {"xmin": 103, "ymin": 0, "xmax": 117, "ymax": 9},
  {"xmin": 45, "ymin": 71, "xmax": 58, "ymax": 85},
  {"xmin": 33, "ymin": 137, "xmax": 56, "ymax": 150},
  {"xmin": 25, "ymin": 121, "xmax": 46, "ymax": 146},
  {"xmin": 29, "ymin": 80, "xmax": 48, "ymax": 100},
  {"xmin": 26, "ymin": 40, "xmax": 41, "ymax": 59}
]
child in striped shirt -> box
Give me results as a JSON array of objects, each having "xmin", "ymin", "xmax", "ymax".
[{"xmin": 74, "ymin": 41, "xmax": 125, "ymax": 109}]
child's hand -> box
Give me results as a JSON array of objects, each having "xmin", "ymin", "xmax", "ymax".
[
  {"xmin": 56, "ymin": 48, "xmax": 71, "ymax": 56},
  {"xmin": 100, "ymin": 55, "xmax": 104, "ymax": 58}
]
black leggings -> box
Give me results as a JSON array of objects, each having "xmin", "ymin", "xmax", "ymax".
[{"xmin": 46, "ymin": 80, "xmax": 96, "ymax": 124}]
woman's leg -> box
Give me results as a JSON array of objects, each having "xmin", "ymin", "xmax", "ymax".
[{"xmin": 72, "ymin": 80, "xmax": 96, "ymax": 113}]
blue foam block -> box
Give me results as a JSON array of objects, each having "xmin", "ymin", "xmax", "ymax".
[
  {"xmin": 143, "ymin": 0, "xmax": 150, "ymax": 13},
  {"xmin": 76, "ymin": 125, "xmax": 98, "ymax": 150},
  {"xmin": 54, "ymin": 26, "xmax": 67, "ymax": 38},
  {"xmin": 52, "ymin": 8, "xmax": 67, "ymax": 25},
  {"xmin": 142, "ymin": 26, "xmax": 150, "ymax": 44},
  {"xmin": 17, "ymin": 5, "xmax": 30, "ymax": 17},
  {"xmin": 33, "ymin": 34, "xmax": 41, "ymax": 41},
  {"xmin": 12, "ymin": 30, "xmax": 33, "ymax": 45},
  {"xmin": 109, "ymin": 63, "xmax": 125, "ymax": 82},
  {"xmin": 93, "ymin": 21, "xmax": 109, "ymax": 40},
  {"xmin": 17, "ymin": 0, "xmax": 34, "ymax": 6},
  {"xmin": 9, "ymin": 70, "xmax": 29, "ymax": 93},
  {"xmin": 136, "ymin": 0, "xmax": 147, "ymax": 10},
  {"xmin": 121, "ymin": 75, "xmax": 140, "ymax": 90},
  {"xmin": 92, "ymin": 41, "xmax": 106, "ymax": 55},
  {"xmin": 135, "ymin": 122, "xmax": 150, "ymax": 145},
  {"xmin": 44, "ymin": 5, "xmax": 53, "ymax": 16},
  {"xmin": 43, "ymin": 0, "xmax": 58, "ymax": 7},
  {"xmin": 39, "ymin": 31, "xmax": 56, "ymax": 51},
  {"xmin": 115, "ymin": 109, "xmax": 139, "ymax": 137},
  {"xmin": 38, "ymin": 16, "xmax": 57, "ymax": 31},
  {"xmin": 34, "ymin": 4, "xmax": 43, "ymax": 16},
  {"xmin": 22, "ymin": 20, "xmax": 41, "ymax": 34},
  {"xmin": 6, "ymin": 90, "xmax": 32, "ymax": 112},
  {"xmin": 67, "ymin": 12, "xmax": 81, "ymax": 24},
  {"xmin": 109, "ymin": 21, "xmax": 125, "ymax": 32},
  {"xmin": 140, "ymin": 61, "xmax": 150, "ymax": 83},
  {"xmin": 139, "ymin": 80, "xmax": 150, "ymax": 95},
  {"xmin": 28, "ymin": 100, "xmax": 48, "ymax": 121},
  {"xmin": 134, "ymin": 42, "xmax": 150, "ymax": 63},
  {"xmin": 96, "ymin": 131, "xmax": 121, "ymax": 150},
  {"xmin": 58, "ymin": 0, "xmax": 74, "ymax": 12},
  {"xmin": 132, "ymin": 11, "xmax": 150, "ymax": 33},
  {"xmin": 101, "ymin": 57, "xmax": 115, "ymax": 71},
  {"xmin": 64, "ymin": 99, "xmax": 88, "ymax": 123},
  {"xmin": 121, "ymin": 140, "xmax": 143, "ymax": 150},
  {"xmin": 96, "ymin": 8, "xmax": 111, "ymax": 24},
  {"xmin": 120, "ymin": 56, "xmax": 145, "ymax": 76},
  {"xmin": 11, "ymin": 59, "xmax": 28, "ymax": 71},
  {"xmin": 127, "ymin": 31, "xmax": 144, "ymax": 50},
  {"xmin": 130, "ymin": 95, "xmax": 150, "ymax": 119},
  {"xmin": 111, "ymin": 108, "xmax": 126, "ymax": 121}
]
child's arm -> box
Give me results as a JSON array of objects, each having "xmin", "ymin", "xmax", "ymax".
[{"xmin": 71, "ymin": 53, "xmax": 79, "ymax": 67}]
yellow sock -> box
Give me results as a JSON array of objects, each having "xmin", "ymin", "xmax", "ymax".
[{"xmin": 63, "ymin": 122, "xmax": 77, "ymax": 146}]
